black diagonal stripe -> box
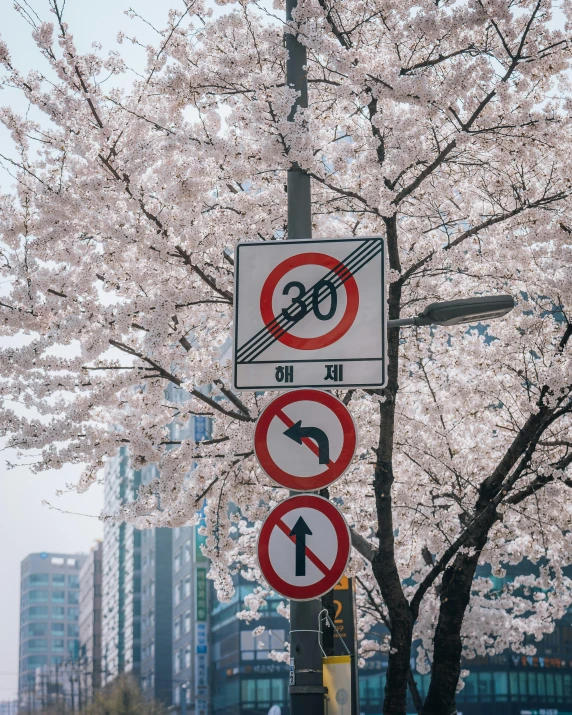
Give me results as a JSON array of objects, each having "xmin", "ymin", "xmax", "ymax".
[
  {"xmin": 236, "ymin": 239, "xmax": 382, "ymax": 364},
  {"xmin": 236, "ymin": 240, "xmax": 379, "ymax": 363}
]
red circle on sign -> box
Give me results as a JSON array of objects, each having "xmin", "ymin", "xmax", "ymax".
[
  {"xmin": 254, "ymin": 389, "xmax": 357, "ymax": 491},
  {"xmin": 259, "ymin": 253, "xmax": 359, "ymax": 351},
  {"xmin": 257, "ymin": 494, "xmax": 351, "ymax": 601}
]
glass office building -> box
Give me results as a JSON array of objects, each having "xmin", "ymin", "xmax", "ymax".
[
  {"xmin": 18, "ymin": 552, "xmax": 87, "ymax": 711},
  {"xmin": 359, "ymin": 652, "xmax": 572, "ymax": 715},
  {"xmin": 210, "ymin": 576, "xmax": 290, "ymax": 715},
  {"xmin": 359, "ymin": 563, "xmax": 572, "ymax": 714}
]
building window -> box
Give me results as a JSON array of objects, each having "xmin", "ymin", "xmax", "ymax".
[
  {"xmin": 29, "ymin": 574, "xmax": 49, "ymax": 585},
  {"xmin": 51, "ymin": 591, "xmax": 65, "ymax": 603},
  {"xmin": 184, "ymin": 577, "xmax": 191, "ymax": 598},
  {"xmin": 51, "ymin": 640, "xmax": 65, "ymax": 652},
  {"xmin": 27, "ymin": 656, "xmax": 47, "ymax": 669},
  {"xmin": 28, "ymin": 639, "xmax": 48, "ymax": 652},
  {"xmin": 174, "ymin": 618, "xmax": 181, "ymax": 641},
  {"xmin": 29, "ymin": 590, "xmax": 49, "ymax": 603},
  {"xmin": 241, "ymin": 678, "xmax": 285, "ymax": 706},
  {"xmin": 52, "ymin": 607, "xmax": 65, "ymax": 619},
  {"xmin": 184, "ymin": 610, "xmax": 191, "ymax": 634},
  {"xmin": 240, "ymin": 629, "xmax": 286, "ymax": 660},
  {"xmin": 68, "ymin": 575, "xmax": 79, "ymax": 588},
  {"xmin": 174, "ymin": 550, "xmax": 182, "ymax": 573},
  {"xmin": 184, "ymin": 540, "xmax": 191, "ymax": 563},
  {"xmin": 184, "ymin": 646, "xmax": 191, "ymax": 669},
  {"xmin": 51, "ymin": 624, "xmax": 65, "ymax": 636},
  {"xmin": 67, "ymin": 607, "xmax": 79, "ymax": 620},
  {"xmin": 52, "ymin": 574, "xmax": 65, "ymax": 585},
  {"xmin": 174, "ymin": 650, "xmax": 182, "ymax": 674},
  {"xmin": 68, "ymin": 591, "xmax": 79, "ymax": 605},
  {"xmin": 241, "ymin": 679, "xmax": 256, "ymax": 705},
  {"xmin": 28, "ymin": 623, "xmax": 47, "ymax": 637},
  {"xmin": 67, "ymin": 624, "xmax": 79, "ymax": 638},
  {"xmin": 28, "ymin": 607, "xmax": 49, "ymax": 619},
  {"xmin": 493, "ymin": 671, "xmax": 508, "ymax": 701}
]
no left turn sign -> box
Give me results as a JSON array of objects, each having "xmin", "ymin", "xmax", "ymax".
[
  {"xmin": 257, "ymin": 494, "xmax": 351, "ymax": 601},
  {"xmin": 233, "ymin": 237, "xmax": 386, "ymax": 391},
  {"xmin": 254, "ymin": 389, "xmax": 357, "ymax": 491}
]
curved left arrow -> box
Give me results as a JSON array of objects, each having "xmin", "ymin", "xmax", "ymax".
[{"xmin": 283, "ymin": 420, "xmax": 330, "ymax": 464}]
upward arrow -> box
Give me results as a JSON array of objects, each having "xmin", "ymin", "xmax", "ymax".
[
  {"xmin": 283, "ymin": 420, "xmax": 330, "ymax": 464},
  {"xmin": 289, "ymin": 516, "xmax": 313, "ymax": 577}
]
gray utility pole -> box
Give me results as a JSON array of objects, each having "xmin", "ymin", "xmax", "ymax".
[
  {"xmin": 181, "ymin": 683, "xmax": 187, "ymax": 715},
  {"xmin": 285, "ymin": 1, "xmax": 327, "ymax": 714},
  {"xmin": 286, "ymin": 0, "xmax": 312, "ymax": 239}
]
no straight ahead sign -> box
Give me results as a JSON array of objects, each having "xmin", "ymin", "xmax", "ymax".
[{"xmin": 257, "ymin": 494, "xmax": 351, "ymax": 601}]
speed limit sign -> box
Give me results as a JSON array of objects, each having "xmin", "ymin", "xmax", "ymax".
[{"xmin": 233, "ymin": 237, "xmax": 386, "ymax": 390}]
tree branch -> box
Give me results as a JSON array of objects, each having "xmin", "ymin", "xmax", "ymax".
[{"xmin": 351, "ymin": 528, "xmax": 378, "ymax": 562}]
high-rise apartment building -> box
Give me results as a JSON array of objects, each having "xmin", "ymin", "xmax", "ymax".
[
  {"xmin": 171, "ymin": 518, "xmax": 211, "ymax": 715},
  {"xmin": 0, "ymin": 701, "xmax": 18, "ymax": 715},
  {"xmin": 101, "ymin": 382, "xmax": 214, "ymax": 710},
  {"xmin": 167, "ymin": 405, "xmax": 212, "ymax": 715},
  {"xmin": 18, "ymin": 552, "xmax": 87, "ymax": 711},
  {"xmin": 171, "ymin": 524, "xmax": 194, "ymax": 712},
  {"xmin": 79, "ymin": 540, "xmax": 103, "ymax": 699},
  {"xmin": 140, "ymin": 502, "xmax": 173, "ymax": 704},
  {"xmin": 101, "ymin": 448, "xmax": 142, "ymax": 684},
  {"xmin": 102, "ymin": 450, "xmax": 173, "ymax": 706}
]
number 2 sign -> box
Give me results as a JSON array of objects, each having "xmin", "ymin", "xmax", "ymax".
[{"xmin": 233, "ymin": 237, "xmax": 387, "ymax": 391}]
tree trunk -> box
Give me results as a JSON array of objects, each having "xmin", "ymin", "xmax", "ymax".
[
  {"xmin": 372, "ymin": 457, "xmax": 414, "ymax": 715},
  {"xmin": 372, "ymin": 218, "xmax": 414, "ymax": 714},
  {"xmin": 421, "ymin": 531, "xmax": 490, "ymax": 715},
  {"xmin": 406, "ymin": 668, "xmax": 424, "ymax": 714}
]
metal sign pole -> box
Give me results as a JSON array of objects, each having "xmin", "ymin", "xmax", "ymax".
[
  {"xmin": 285, "ymin": 1, "xmax": 326, "ymax": 714},
  {"xmin": 286, "ymin": 0, "xmax": 312, "ymax": 240}
]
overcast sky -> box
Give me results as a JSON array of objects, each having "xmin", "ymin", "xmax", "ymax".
[{"xmin": 0, "ymin": 0, "xmax": 180, "ymax": 700}]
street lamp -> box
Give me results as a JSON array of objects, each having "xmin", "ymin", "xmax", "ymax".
[{"xmin": 388, "ymin": 295, "xmax": 515, "ymax": 328}]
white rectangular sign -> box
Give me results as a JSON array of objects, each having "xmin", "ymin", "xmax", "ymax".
[{"xmin": 233, "ymin": 237, "xmax": 386, "ymax": 391}]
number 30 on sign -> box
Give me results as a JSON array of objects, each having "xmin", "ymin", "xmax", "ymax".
[{"xmin": 233, "ymin": 237, "xmax": 387, "ymax": 391}]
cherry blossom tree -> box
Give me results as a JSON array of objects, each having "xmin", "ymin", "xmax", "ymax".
[{"xmin": 1, "ymin": 0, "xmax": 572, "ymax": 712}]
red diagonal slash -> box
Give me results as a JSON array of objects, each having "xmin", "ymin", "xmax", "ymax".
[
  {"xmin": 275, "ymin": 408, "xmax": 332, "ymax": 466},
  {"xmin": 276, "ymin": 518, "xmax": 329, "ymax": 576}
]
